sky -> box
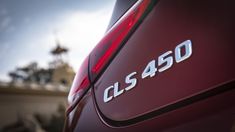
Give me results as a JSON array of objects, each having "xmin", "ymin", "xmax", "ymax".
[{"xmin": 0, "ymin": 0, "xmax": 116, "ymax": 82}]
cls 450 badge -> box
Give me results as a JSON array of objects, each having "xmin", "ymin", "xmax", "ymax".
[{"xmin": 103, "ymin": 40, "xmax": 193, "ymax": 103}]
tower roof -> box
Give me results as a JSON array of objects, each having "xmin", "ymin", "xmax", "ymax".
[{"xmin": 51, "ymin": 44, "xmax": 68, "ymax": 55}]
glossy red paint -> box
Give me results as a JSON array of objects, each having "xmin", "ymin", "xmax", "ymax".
[
  {"xmin": 65, "ymin": 0, "xmax": 235, "ymax": 131},
  {"xmin": 93, "ymin": 0, "xmax": 235, "ymax": 123},
  {"xmin": 68, "ymin": 84, "xmax": 235, "ymax": 131}
]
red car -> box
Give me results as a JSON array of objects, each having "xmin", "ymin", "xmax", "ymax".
[{"xmin": 65, "ymin": 0, "xmax": 235, "ymax": 131}]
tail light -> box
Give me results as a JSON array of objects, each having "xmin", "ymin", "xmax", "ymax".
[
  {"xmin": 89, "ymin": 0, "xmax": 153, "ymax": 81},
  {"xmin": 67, "ymin": 56, "xmax": 90, "ymax": 111},
  {"xmin": 67, "ymin": 0, "xmax": 154, "ymax": 112}
]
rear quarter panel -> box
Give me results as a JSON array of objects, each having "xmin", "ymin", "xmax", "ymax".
[
  {"xmin": 93, "ymin": 0, "xmax": 235, "ymax": 122},
  {"xmin": 67, "ymin": 0, "xmax": 235, "ymax": 131}
]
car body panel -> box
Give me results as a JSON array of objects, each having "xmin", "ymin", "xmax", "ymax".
[
  {"xmin": 65, "ymin": 0, "xmax": 235, "ymax": 131},
  {"xmin": 69, "ymin": 85, "xmax": 235, "ymax": 131},
  {"xmin": 93, "ymin": 0, "xmax": 235, "ymax": 121}
]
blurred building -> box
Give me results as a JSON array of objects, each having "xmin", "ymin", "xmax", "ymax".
[
  {"xmin": 8, "ymin": 43, "xmax": 75, "ymax": 92},
  {"xmin": 52, "ymin": 63, "xmax": 75, "ymax": 89},
  {"xmin": 0, "ymin": 43, "xmax": 75, "ymax": 132},
  {"xmin": 50, "ymin": 44, "xmax": 75, "ymax": 90}
]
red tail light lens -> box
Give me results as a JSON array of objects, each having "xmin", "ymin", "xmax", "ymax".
[
  {"xmin": 68, "ymin": 56, "xmax": 90, "ymax": 110},
  {"xmin": 89, "ymin": 0, "xmax": 152, "ymax": 81}
]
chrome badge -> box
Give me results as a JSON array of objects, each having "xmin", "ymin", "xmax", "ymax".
[{"xmin": 103, "ymin": 40, "xmax": 193, "ymax": 103}]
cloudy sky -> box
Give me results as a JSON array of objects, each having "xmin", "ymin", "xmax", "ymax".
[{"xmin": 0, "ymin": 0, "xmax": 115, "ymax": 81}]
